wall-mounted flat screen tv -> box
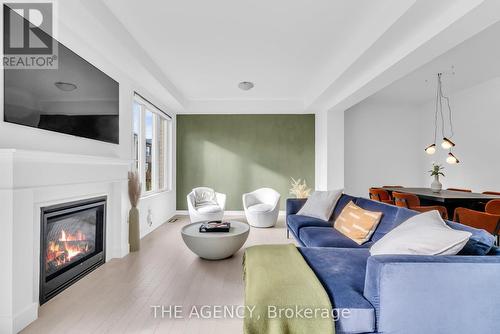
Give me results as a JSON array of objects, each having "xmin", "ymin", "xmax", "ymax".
[{"xmin": 4, "ymin": 26, "xmax": 119, "ymax": 144}]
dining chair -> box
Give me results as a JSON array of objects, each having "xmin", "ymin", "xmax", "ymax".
[
  {"xmin": 454, "ymin": 207, "xmax": 500, "ymax": 243},
  {"xmin": 369, "ymin": 188, "xmax": 393, "ymax": 204},
  {"xmin": 392, "ymin": 192, "xmax": 448, "ymax": 219},
  {"xmin": 483, "ymin": 191, "xmax": 500, "ymax": 196},
  {"xmin": 447, "ymin": 188, "xmax": 472, "ymax": 192},
  {"xmin": 485, "ymin": 200, "xmax": 500, "ymax": 215}
]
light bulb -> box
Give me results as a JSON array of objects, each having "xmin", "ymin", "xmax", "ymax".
[
  {"xmin": 446, "ymin": 152, "xmax": 459, "ymax": 164},
  {"xmin": 425, "ymin": 144, "xmax": 436, "ymax": 155},
  {"xmin": 441, "ymin": 137, "xmax": 455, "ymax": 149}
]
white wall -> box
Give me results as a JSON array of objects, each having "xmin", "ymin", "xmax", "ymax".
[
  {"xmin": 315, "ymin": 108, "xmax": 344, "ymax": 191},
  {"xmin": 1, "ymin": 3, "xmax": 180, "ymax": 331},
  {"xmin": 344, "ymin": 98, "xmax": 424, "ymax": 197},
  {"xmin": 420, "ymin": 77, "xmax": 500, "ymax": 192},
  {"xmin": 0, "ymin": 151, "xmax": 130, "ymax": 333},
  {"xmin": 345, "ymin": 76, "xmax": 500, "ymax": 197},
  {"xmin": 0, "ymin": 2, "xmax": 177, "ymax": 240},
  {"xmin": 315, "ymin": 109, "xmax": 328, "ymax": 190},
  {"xmin": 1, "ymin": 3, "xmax": 179, "ymax": 331}
]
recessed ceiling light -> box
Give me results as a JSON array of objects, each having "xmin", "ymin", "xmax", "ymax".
[
  {"xmin": 54, "ymin": 81, "xmax": 77, "ymax": 92},
  {"xmin": 238, "ymin": 81, "xmax": 254, "ymax": 91}
]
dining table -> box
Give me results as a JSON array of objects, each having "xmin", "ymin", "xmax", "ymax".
[{"xmin": 382, "ymin": 187, "xmax": 500, "ymax": 218}]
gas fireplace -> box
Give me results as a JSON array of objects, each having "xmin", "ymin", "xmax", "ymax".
[{"xmin": 40, "ymin": 197, "xmax": 106, "ymax": 304}]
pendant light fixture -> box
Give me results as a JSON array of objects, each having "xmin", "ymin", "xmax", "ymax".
[
  {"xmin": 441, "ymin": 137, "xmax": 455, "ymax": 149},
  {"xmin": 425, "ymin": 74, "xmax": 440, "ymax": 155},
  {"xmin": 424, "ymin": 72, "xmax": 460, "ymax": 164},
  {"xmin": 446, "ymin": 152, "xmax": 459, "ymax": 164},
  {"xmin": 425, "ymin": 144, "xmax": 436, "ymax": 155}
]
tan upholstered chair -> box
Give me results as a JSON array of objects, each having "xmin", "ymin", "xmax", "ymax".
[{"xmin": 392, "ymin": 192, "xmax": 448, "ymax": 220}]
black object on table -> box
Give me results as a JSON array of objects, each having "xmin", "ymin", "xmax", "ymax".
[{"xmin": 199, "ymin": 221, "xmax": 231, "ymax": 233}]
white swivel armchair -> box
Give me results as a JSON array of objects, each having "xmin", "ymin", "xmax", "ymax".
[
  {"xmin": 187, "ymin": 187, "xmax": 226, "ymax": 223},
  {"xmin": 242, "ymin": 188, "xmax": 281, "ymax": 228}
]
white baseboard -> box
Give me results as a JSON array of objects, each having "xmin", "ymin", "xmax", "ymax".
[
  {"xmin": 0, "ymin": 316, "xmax": 12, "ymax": 334},
  {"xmin": 0, "ymin": 303, "xmax": 38, "ymax": 334},
  {"xmin": 14, "ymin": 302, "xmax": 37, "ymax": 333}
]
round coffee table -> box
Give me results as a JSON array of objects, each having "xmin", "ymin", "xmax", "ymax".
[{"xmin": 181, "ymin": 221, "xmax": 250, "ymax": 260}]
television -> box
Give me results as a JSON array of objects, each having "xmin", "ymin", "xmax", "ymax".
[{"xmin": 4, "ymin": 33, "xmax": 119, "ymax": 144}]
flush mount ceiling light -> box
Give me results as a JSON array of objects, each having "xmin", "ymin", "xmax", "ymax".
[
  {"xmin": 424, "ymin": 72, "xmax": 460, "ymax": 164},
  {"xmin": 54, "ymin": 81, "xmax": 77, "ymax": 92},
  {"xmin": 238, "ymin": 81, "xmax": 254, "ymax": 91}
]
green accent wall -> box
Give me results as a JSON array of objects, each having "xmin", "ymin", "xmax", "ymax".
[{"xmin": 176, "ymin": 114, "xmax": 315, "ymax": 210}]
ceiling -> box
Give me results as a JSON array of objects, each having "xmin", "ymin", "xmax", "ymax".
[
  {"xmin": 372, "ymin": 20, "xmax": 500, "ymax": 105},
  {"xmin": 101, "ymin": 0, "xmax": 415, "ymax": 111},
  {"xmin": 82, "ymin": 0, "xmax": 500, "ymax": 114}
]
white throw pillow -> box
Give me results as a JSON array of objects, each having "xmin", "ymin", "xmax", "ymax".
[
  {"xmin": 370, "ymin": 210, "xmax": 471, "ymax": 256},
  {"xmin": 194, "ymin": 188, "xmax": 218, "ymax": 207},
  {"xmin": 297, "ymin": 189, "xmax": 343, "ymax": 221}
]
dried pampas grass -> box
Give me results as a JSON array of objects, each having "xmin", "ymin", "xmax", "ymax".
[
  {"xmin": 128, "ymin": 171, "xmax": 142, "ymax": 208},
  {"xmin": 289, "ymin": 177, "xmax": 311, "ymax": 198}
]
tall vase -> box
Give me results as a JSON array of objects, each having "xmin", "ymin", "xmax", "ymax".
[
  {"xmin": 129, "ymin": 207, "xmax": 140, "ymax": 252},
  {"xmin": 431, "ymin": 175, "xmax": 442, "ymax": 193}
]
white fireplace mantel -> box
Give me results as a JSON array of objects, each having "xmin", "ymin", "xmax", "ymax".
[{"xmin": 0, "ymin": 149, "xmax": 131, "ymax": 333}]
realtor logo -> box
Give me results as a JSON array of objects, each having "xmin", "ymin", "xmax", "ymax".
[{"xmin": 3, "ymin": 1, "xmax": 58, "ymax": 69}]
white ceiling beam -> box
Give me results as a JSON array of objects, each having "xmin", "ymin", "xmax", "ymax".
[
  {"xmin": 308, "ymin": 0, "xmax": 500, "ymax": 114},
  {"xmin": 304, "ymin": 0, "xmax": 417, "ymax": 106},
  {"xmin": 183, "ymin": 99, "xmax": 305, "ymax": 114}
]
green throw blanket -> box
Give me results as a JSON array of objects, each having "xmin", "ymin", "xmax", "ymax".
[{"xmin": 243, "ymin": 244, "xmax": 334, "ymax": 334}]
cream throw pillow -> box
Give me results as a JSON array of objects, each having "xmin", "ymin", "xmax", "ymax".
[
  {"xmin": 370, "ymin": 210, "xmax": 472, "ymax": 256},
  {"xmin": 334, "ymin": 201, "xmax": 383, "ymax": 245},
  {"xmin": 297, "ymin": 190, "xmax": 343, "ymax": 221},
  {"xmin": 194, "ymin": 187, "xmax": 218, "ymax": 207}
]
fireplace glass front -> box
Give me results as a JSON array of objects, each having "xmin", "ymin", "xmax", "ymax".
[{"xmin": 40, "ymin": 197, "xmax": 106, "ymax": 303}]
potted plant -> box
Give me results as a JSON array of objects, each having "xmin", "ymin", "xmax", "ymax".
[
  {"xmin": 429, "ymin": 163, "xmax": 445, "ymax": 193},
  {"xmin": 128, "ymin": 171, "xmax": 142, "ymax": 252}
]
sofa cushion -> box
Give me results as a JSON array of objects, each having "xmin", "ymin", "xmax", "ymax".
[
  {"xmin": 299, "ymin": 247, "xmax": 375, "ymax": 334},
  {"xmin": 297, "ymin": 190, "xmax": 343, "ymax": 221},
  {"xmin": 364, "ymin": 254, "xmax": 500, "ymax": 334},
  {"xmin": 287, "ymin": 215, "xmax": 331, "ymax": 238},
  {"xmin": 370, "ymin": 210, "xmax": 472, "ymax": 256},
  {"xmin": 286, "ymin": 198, "xmax": 307, "ymax": 216},
  {"xmin": 300, "ymin": 227, "xmax": 374, "ymax": 248},
  {"xmin": 487, "ymin": 246, "xmax": 500, "ymax": 255},
  {"xmin": 355, "ymin": 198, "xmax": 417, "ymax": 242},
  {"xmin": 447, "ymin": 220, "xmax": 496, "ymax": 255},
  {"xmin": 354, "ymin": 197, "xmax": 494, "ymax": 254},
  {"xmin": 334, "ymin": 201, "xmax": 383, "ymax": 245},
  {"xmin": 332, "ymin": 194, "xmax": 358, "ymax": 221}
]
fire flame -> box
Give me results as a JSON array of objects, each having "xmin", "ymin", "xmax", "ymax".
[
  {"xmin": 60, "ymin": 229, "xmax": 86, "ymax": 242},
  {"xmin": 46, "ymin": 229, "xmax": 90, "ymax": 269}
]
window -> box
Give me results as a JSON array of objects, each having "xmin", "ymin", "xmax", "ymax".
[{"xmin": 132, "ymin": 94, "xmax": 172, "ymax": 194}]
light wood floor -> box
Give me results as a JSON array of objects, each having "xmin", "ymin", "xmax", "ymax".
[{"xmin": 23, "ymin": 215, "xmax": 294, "ymax": 334}]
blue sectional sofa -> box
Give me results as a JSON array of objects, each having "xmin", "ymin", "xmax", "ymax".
[{"xmin": 286, "ymin": 194, "xmax": 500, "ymax": 334}]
